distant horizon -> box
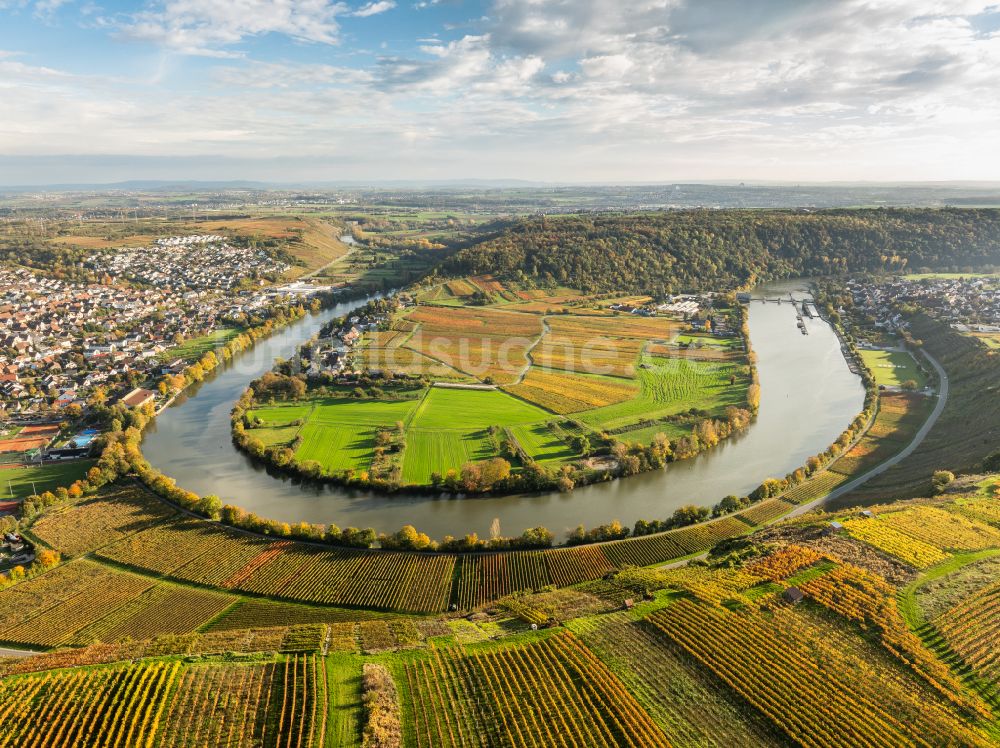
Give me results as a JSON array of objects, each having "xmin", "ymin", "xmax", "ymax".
[{"xmin": 6, "ymin": 176, "xmax": 1000, "ymax": 191}]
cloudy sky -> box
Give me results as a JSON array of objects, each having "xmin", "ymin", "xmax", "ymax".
[{"xmin": 1, "ymin": 0, "xmax": 1000, "ymax": 184}]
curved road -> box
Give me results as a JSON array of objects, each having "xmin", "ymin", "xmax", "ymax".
[
  {"xmin": 664, "ymin": 348, "xmax": 949, "ymax": 568},
  {"xmin": 786, "ymin": 347, "xmax": 949, "ymax": 518}
]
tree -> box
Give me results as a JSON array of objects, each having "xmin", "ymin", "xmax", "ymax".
[
  {"xmin": 196, "ymin": 494, "xmax": 223, "ymax": 520},
  {"xmin": 931, "ymin": 470, "xmax": 955, "ymax": 494}
]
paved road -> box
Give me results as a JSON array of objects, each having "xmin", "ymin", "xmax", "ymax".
[
  {"xmin": 786, "ymin": 347, "xmax": 949, "ymax": 518},
  {"xmin": 0, "ymin": 646, "xmax": 39, "ymax": 659},
  {"xmin": 657, "ymin": 349, "xmax": 949, "ymax": 571}
]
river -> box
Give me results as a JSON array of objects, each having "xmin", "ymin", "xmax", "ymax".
[{"xmin": 142, "ymin": 279, "xmax": 864, "ymax": 540}]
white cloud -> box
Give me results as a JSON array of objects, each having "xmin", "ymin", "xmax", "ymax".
[
  {"xmin": 4, "ymin": 0, "xmax": 1000, "ymax": 182},
  {"xmin": 111, "ymin": 0, "xmax": 349, "ymax": 56},
  {"xmin": 352, "ymin": 0, "xmax": 395, "ymax": 17}
]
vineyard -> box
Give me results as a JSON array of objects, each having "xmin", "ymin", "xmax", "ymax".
[
  {"xmin": 843, "ymin": 516, "xmax": 950, "ymax": 568},
  {"xmin": 748, "ymin": 545, "xmax": 826, "ymax": 581},
  {"xmin": 843, "ymin": 503, "xmax": 1000, "ymax": 568},
  {"xmin": 159, "ymin": 654, "xmax": 325, "ymax": 748},
  {"xmin": 733, "ymin": 498, "xmax": 794, "ymax": 526},
  {"xmin": 29, "ymin": 484, "xmax": 176, "ymax": 557},
  {"xmin": 569, "ymin": 612, "xmax": 785, "ymax": 746},
  {"xmin": 830, "ymin": 393, "xmax": 932, "ymax": 477},
  {"xmin": 3, "ymin": 485, "xmax": 1000, "ymax": 747},
  {"xmin": 82, "ymin": 506, "xmax": 456, "ymax": 613},
  {"xmin": 779, "ymin": 471, "xmax": 849, "ymax": 504},
  {"xmin": 506, "ymin": 368, "xmax": 639, "ymax": 414},
  {"xmin": 648, "ymin": 599, "xmax": 991, "ymax": 748},
  {"xmin": 797, "ymin": 563, "xmax": 982, "ymax": 717},
  {"xmin": 936, "ymin": 578, "xmax": 1000, "ymax": 687},
  {"xmin": 401, "ymin": 632, "xmax": 669, "ymax": 747},
  {"xmin": 0, "ymin": 559, "xmax": 238, "ymax": 649},
  {"xmin": 0, "ymin": 660, "xmax": 180, "ymax": 747}
]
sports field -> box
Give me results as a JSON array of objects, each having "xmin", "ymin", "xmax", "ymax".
[
  {"xmin": 859, "ymin": 349, "xmax": 927, "ymax": 388},
  {"xmin": 0, "ymin": 460, "xmax": 95, "ymax": 500}
]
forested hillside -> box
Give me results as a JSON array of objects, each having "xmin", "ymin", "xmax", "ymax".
[{"xmin": 445, "ymin": 209, "xmax": 1000, "ymax": 294}]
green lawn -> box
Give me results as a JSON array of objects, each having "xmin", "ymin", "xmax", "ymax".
[
  {"xmin": 859, "ymin": 349, "xmax": 927, "ymax": 388},
  {"xmin": 0, "ymin": 460, "xmax": 95, "ymax": 500},
  {"xmin": 401, "ymin": 429, "xmax": 495, "ymax": 483},
  {"xmin": 409, "ymin": 388, "xmax": 550, "ymax": 430},
  {"xmin": 158, "ymin": 327, "xmax": 241, "ymax": 362},
  {"xmin": 254, "ymin": 424, "xmax": 300, "ymax": 447}
]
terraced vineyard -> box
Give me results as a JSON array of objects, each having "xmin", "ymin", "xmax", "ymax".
[{"xmin": 3, "ymin": 485, "xmax": 1000, "ymax": 747}]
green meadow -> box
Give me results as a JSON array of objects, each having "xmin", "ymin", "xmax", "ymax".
[{"xmin": 859, "ymin": 349, "xmax": 927, "ymax": 388}]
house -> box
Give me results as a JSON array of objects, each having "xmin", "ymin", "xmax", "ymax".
[
  {"xmin": 783, "ymin": 587, "xmax": 805, "ymax": 605},
  {"xmin": 119, "ymin": 387, "xmax": 156, "ymax": 409}
]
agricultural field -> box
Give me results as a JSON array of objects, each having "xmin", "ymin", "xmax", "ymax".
[
  {"xmin": 779, "ymin": 471, "xmax": 849, "ymax": 504},
  {"xmin": 859, "ymin": 348, "xmax": 928, "ymax": 388},
  {"xmin": 568, "ymin": 613, "xmax": 786, "ymax": 746},
  {"xmin": 936, "ymin": 577, "xmax": 1000, "ymax": 687},
  {"xmin": 829, "ymin": 392, "xmax": 932, "ymax": 477},
  {"xmin": 507, "ymin": 423, "xmax": 578, "ymax": 464},
  {"xmin": 4, "ymin": 482, "xmax": 1000, "ymax": 746},
  {"xmin": 968, "ymin": 331, "xmax": 1000, "ymax": 349},
  {"xmin": 192, "ymin": 214, "xmax": 350, "ymax": 275},
  {"xmin": 575, "ymin": 357, "xmax": 747, "ymax": 432},
  {"xmin": 649, "ymin": 599, "xmax": 988, "ymax": 748},
  {"xmin": 242, "ymin": 282, "xmax": 751, "ymax": 488},
  {"xmin": 296, "ymin": 422, "xmax": 377, "ymax": 474},
  {"xmin": 159, "ymin": 654, "xmax": 326, "ymax": 747},
  {"xmin": 0, "ymin": 556, "xmax": 237, "ymax": 649},
  {"xmin": 842, "ymin": 503, "xmax": 1000, "ymax": 569},
  {"xmin": 0, "ymin": 660, "xmax": 181, "ymax": 747},
  {"xmin": 409, "ymin": 387, "xmax": 549, "ymax": 430},
  {"xmin": 401, "ymin": 429, "xmax": 495, "ymax": 484}
]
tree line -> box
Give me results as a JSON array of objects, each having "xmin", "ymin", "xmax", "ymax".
[{"xmin": 444, "ymin": 209, "xmax": 1000, "ymax": 295}]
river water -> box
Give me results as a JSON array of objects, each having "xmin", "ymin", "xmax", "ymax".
[{"xmin": 142, "ymin": 279, "xmax": 864, "ymax": 540}]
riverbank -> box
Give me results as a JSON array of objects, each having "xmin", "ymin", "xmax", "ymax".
[{"xmin": 140, "ymin": 279, "xmax": 866, "ymax": 539}]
